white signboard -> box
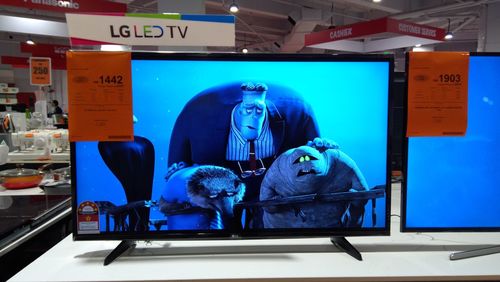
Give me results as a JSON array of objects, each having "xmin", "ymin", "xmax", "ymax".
[{"xmin": 66, "ymin": 13, "xmax": 235, "ymax": 46}]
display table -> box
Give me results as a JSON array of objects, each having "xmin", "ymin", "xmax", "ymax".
[{"xmin": 8, "ymin": 184, "xmax": 500, "ymax": 282}]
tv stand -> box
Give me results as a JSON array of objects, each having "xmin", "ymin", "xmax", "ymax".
[
  {"xmin": 102, "ymin": 238, "xmax": 362, "ymax": 265},
  {"xmin": 330, "ymin": 237, "xmax": 362, "ymax": 261},
  {"xmin": 104, "ymin": 240, "xmax": 136, "ymax": 266},
  {"xmin": 450, "ymin": 245, "xmax": 500, "ymax": 260}
]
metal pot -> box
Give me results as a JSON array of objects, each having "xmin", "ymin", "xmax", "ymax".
[
  {"xmin": 51, "ymin": 166, "xmax": 70, "ymax": 181},
  {"xmin": 0, "ymin": 167, "xmax": 44, "ymax": 189}
]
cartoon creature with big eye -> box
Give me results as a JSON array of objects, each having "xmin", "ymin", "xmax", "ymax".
[{"xmin": 259, "ymin": 146, "xmax": 368, "ymax": 228}]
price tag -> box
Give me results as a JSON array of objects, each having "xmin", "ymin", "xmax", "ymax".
[
  {"xmin": 407, "ymin": 52, "xmax": 469, "ymax": 136},
  {"xmin": 30, "ymin": 57, "xmax": 52, "ymax": 86},
  {"xmin": 67, "ymin": 51, "xmax": 133, "ymax": 142}
]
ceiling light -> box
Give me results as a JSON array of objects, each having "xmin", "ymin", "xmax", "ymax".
[
  {"xmin": 242, "ymin": 48, "xmax": 248, "ymax": 53},
  {"xmin": 372, "ymin": 0, "xmax": 382, "ymax": 2},
  {"xmin": 100, "ymin": 45, "xmax": 131, "ymax": 51},
  {"xmin": 229, "ymin": 1, "xmax": 239, "ymax": 13},
  {"xmin": 444, "ymin": 18, "xmax": 453, "ymax": 40},
  {"xmin": 26, "ymin": 36, "xmax": 35, "ymax": 45},
  {"xmin": 415, "ymin": 44, "xmax": 422, "ymax": 47}
]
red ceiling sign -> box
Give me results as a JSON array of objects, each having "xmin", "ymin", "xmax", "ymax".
[
  {"xmin": 18, "ymin": 42, "xmax": 70, "ymax": 69},
  {"xmin": 305, "ymin": 18, "xmax": 389, "ymax": 45},
  {"xmin": 1, "ymin": 56, "xmax": 66, "ymax": 69},
  {"xmin": 305, "ymin": 17, "xmax": 445, "ymax": 53},
  {"xmin": 0, "ymin": 0, "xmax": 127, "ymax": 13},
  {"xmin": 20, "ymin": 42, "xmax": 70, "ymax": 59}
]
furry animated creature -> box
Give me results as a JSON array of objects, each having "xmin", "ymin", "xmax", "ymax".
[
  {"xmin": 160, "ymin": 165, "xmax": 246, "ymax": 230},
  {"xmin": 260, "ymin": 146, "xmax": 368, "ymax": 228}
]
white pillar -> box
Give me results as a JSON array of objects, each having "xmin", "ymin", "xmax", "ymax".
[
  {"xmin": 157, "ymin": 0, "xmax": 206, "ymax": 52},
  {"xmin": 477, "ymin": 3, "xmax": 500, "ymax": 52}
]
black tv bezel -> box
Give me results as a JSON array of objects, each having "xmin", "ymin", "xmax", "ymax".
[
  {"xmin": 71, "ymin": 52, "xmax": 394, "ymax": 241},
  {"xmin": 401, "ymin": 52, "xmax": 500, "ymax": 233}
]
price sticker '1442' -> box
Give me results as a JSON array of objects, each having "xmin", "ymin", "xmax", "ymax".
[
  {"xmin": 99, "ymin": 75, "xmax": 123, "ymax": 84},
  {"xmin": 67, "ymin": 51, "xmax": 133, "ymax": 142}
]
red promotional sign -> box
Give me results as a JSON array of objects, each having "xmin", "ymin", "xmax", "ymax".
[
  {"xmin": 305, "ymin": 18, "xmax": 387, "ymax": 46},
  {"xmin": 305, "ymin": 17, "xmax": 445, "ymax": 47},
  {"xmin": 386, "ymin": 18, "xmax": 445, "ymax": 40},
  {"xmin": 0, "ymin": 0, "xmax": 126, "ymax": 13},
  {"xmin": 20, "ymin": 42, "xmax": 70, "ymax": 59},
  {"xmin": 20, "ymin": 43, "xmax": 70, "ymax": 69},
  {"xmin": 1, "ymin": 56, "xmax": 66, "ymax": 69}
]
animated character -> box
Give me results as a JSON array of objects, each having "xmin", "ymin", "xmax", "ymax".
[
  {"xmin": 167, "ymin": 82, "xmax": 329, "ymax": 228},
  {"xmin": 159, "ymin": 165, "xmax": 245, "ymax": 230},
  {"xmin": 260, "ymin": 146, "xmax": 368, "ymax": 228}
]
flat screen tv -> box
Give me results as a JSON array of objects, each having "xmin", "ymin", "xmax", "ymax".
[
  {"xmin": 402, "ymin": 53, "xmax": 500, "ymax": 232},
  {"xmin": 71, "ymin": 53, "xmax": 392, "ymax": 263}
]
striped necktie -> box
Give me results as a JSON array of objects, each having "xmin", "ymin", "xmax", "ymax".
[{"xmin": 249, "ymin": 141, "xmax": 256, "ymax": 171}]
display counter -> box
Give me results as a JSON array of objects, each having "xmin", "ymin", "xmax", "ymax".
[
  {"xmin": 0, "ymin": 185, "xmax": 71, "ymax": 281},
  {"xmin": 8, "ymin": 184, "xmax": 500, "ymax": 282},
  {"xmin": 0, "ymin": 187, "xmax": 71, "ymax": 257}
]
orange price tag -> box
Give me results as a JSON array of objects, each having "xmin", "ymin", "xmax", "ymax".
[
  {"xmin": 67, "ymin": 51, "xmax": 133, "ymax": 142},
  {"xmin": 30, "ymin": 57, "xmax": 52, "ymax": 85},
  {"xmin": 407, "ymin": 52, "xmax": 469, "ymax": 137}
]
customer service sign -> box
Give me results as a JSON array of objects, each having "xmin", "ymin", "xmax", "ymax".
[{"xmin": 65, "ymin": 13, "xmax": 235, "ymax": 46}]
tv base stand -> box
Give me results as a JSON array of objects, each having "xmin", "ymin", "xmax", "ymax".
[
  {"xmin": 330, "ymin": 237, "xmax": 362, "ymax": 261},
  {"xmin": 102, "ymin": 237, "xmax": 362, "ymax": 265},
  {"xmin": 450, "ymin": 245, "xmax": 500, "ymax": 260},
  {"xmin": 104, "ymin": 240, "xmax": 136, "ymax": 266}
]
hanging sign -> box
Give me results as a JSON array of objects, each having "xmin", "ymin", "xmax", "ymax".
[
  {"xmin": 66, "ymin": 13, "xmax": 235, "ymax": 46},
  {"xmin": 407, "ymin": 52, "xmax": 469, "ymax": 136},
  {"xmin": 305, "ymin": 17, "xmax": 445, "ymax": 53},
  {"xmin": 67, "ymin": 51, "xmax": 133, "ymax": 142},
  {"xmin": 29, "ymin": 57, "xmax": 52, "ymax": 85}
]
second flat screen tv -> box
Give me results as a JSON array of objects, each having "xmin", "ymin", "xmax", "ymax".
[
  {"xmin": 72, "ymin": 53, "xmax": 392, "ymax": 240},
  {"xmin": 403, "ymin": 53, "xmax": 500, "ymax": 231}
]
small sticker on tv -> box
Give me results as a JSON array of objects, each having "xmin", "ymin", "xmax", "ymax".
[{"xmin": 77, "ymin": 201, "xmax": 100, "ymax": 234}]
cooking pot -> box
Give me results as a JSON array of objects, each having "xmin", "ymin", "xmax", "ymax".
[
  {"xmin": 0, "ymin": 167, "xmax": 44, "ymax": 189},
  {"xmin": 51, "ymin": 166, "xmax": 70, "ymax": 181}
]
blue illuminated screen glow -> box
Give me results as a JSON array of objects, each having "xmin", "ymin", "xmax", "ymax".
[
  {"xmin": 74, "ymin": 56, "xmax": 390, "ymax": 235},
  {"xmin": 405, "ymin": 55, "xmax": 500, "ymax": 229}
]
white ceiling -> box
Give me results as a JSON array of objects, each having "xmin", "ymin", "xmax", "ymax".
[{"xmin": 0, "ymin": 0, "xmax": 498, "ymax": 53}]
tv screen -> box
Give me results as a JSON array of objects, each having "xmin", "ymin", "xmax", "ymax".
[
  {"xmin": 402, "ymin": 53, "xmax": 500, "ymax": 231},
  {"xmin": 72, "ymin": 53, "xmax": 392, "ymax": 240}
]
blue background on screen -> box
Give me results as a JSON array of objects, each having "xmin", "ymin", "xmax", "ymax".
[
  {"xmin": 75, "ymin": 59, "xmax": 389, "ymax": 230},
  {"xmin": 406, "ymin": 55, "xmax": 500, "ymax": 228}
]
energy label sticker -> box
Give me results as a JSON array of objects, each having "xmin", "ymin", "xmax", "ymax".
[{"xmin": 77, "ymin": 201, "xmax": 100, "ymax": 234}]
